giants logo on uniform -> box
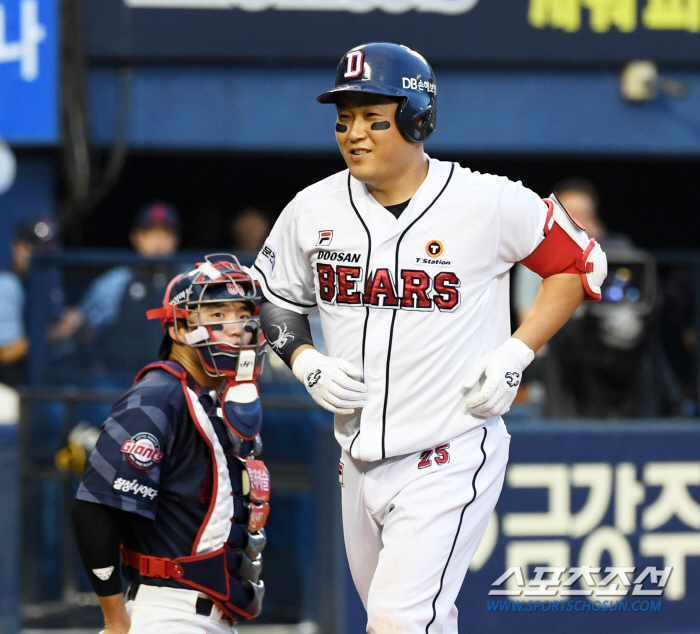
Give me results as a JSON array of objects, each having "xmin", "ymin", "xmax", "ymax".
[
  {"xmin": 316, "ymin": 264, "xmax": 460, "ymax": 312},
  {"xmin": 121, "ymin": 433, "xmax": 164, "ymax": 470},
  {"xmin": 317, "ymin": 230, "xmax": 333, "ymax": 246},
  {"xmin": 344, "ymin": 50, "xmax": 364, "ymax": 78}
]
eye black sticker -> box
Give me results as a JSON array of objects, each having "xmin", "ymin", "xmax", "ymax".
[
  {"xmin": 371, "ymin": 121, "xmax": 391, "ymax": 130},
  {"xmin": 336, "ymin": 122, "xmax": 348, "ymax": 133}
]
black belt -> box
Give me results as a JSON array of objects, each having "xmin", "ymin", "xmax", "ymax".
[
  {"xmin": 196, "ymin": 596, "xmax": 233, "ymax": 622},
  {"xmin": 196, "ymin": 596, "xmax": 216, "ymax": 616},
  {"xmin": 127, "ymin": 583, "xmax": 139, "ymax": 601}
]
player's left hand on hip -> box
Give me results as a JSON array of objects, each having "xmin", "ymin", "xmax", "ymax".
[{"xmin": 463, "ymin": 337, "xmax": 535, "ymax": 418}]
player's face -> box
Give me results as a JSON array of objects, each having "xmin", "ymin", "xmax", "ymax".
[
  {"xmin": 191, "ymin": 301, "xmax": 254, "ymax": 346},
  {"xmin": 335, "ymin": 94, "xmax": 416, "ymax": 187}
]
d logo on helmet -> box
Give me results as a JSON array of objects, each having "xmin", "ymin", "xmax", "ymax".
[{"xmin": 344, "ymin": 50, "xmax": 364, "ymax": 78}]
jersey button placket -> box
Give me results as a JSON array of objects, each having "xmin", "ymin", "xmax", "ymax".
[{"xmin": 361, "ymin": 242, "xmax": 397, "ymax": 457}]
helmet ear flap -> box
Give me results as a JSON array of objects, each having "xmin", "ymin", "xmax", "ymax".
[
  {"xmin": 397, "ymin": 98, "xmax": 419, "ymax": 143},
  {"xmin": 397, "ymin": 97, "xmax": 435, "ymax": 143},
  {"xmin": 413, "ymin": 107, "xmax": 430, "ymax": 131}
]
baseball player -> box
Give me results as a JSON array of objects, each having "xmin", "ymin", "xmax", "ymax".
[
  {"xmin": 71, "ymin": 255, "xmax": 270, "ymax": 634},
  {"xmin": 253, "ymin": 42, "xmax": 607, "ymax": 633}
]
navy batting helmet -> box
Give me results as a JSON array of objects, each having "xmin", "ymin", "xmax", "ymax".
[{"xmin": 317, "ymin": 42, "xmax": 437, "ymax": 143}]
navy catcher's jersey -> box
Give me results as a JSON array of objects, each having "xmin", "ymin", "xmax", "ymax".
[{"xmin": 76, "ymin": 364, "xmax": 246, "ymax": 585}]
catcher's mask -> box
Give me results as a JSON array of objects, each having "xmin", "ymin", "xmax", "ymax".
[{"xmin": 147, "ymin": 254, "xmax": 266, "ymax": 382}]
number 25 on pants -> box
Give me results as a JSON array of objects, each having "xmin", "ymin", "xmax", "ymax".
[{"xmin": 418, "ymin": 443, "xmax": 451, "ymax": 469}]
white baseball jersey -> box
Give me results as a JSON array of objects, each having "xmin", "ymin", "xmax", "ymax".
[{"xmin": 253, "ymin": 156, "xmax": 547, "ymax": 462}]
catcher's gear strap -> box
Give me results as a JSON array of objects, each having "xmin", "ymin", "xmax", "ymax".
[
  {"xmin": 120, "ymin": 545, "xmax": 262, "ymax": 620},
  {"xmin": 71, "ymin": 499, "xmax": 123, "ymax": 597},
  {"xmin": 521, "ymin": 194, "xmax": 608, "ymax": 302},
  {"xmin": 134, "ymin": 360, "xmax": 187, "ymax": 384},
  {"xmin": 259, "ymin": 296, "xmax": 313, "ymax": 368},
  {"xmin": 121, "ymin": 546, "xmax": 257, "ymax": 619},
  {"xmin": 146, "ymin": 273, "xmax": 190, "ymax": 327}
]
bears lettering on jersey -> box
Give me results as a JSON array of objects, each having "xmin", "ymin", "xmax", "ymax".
[{"xmin": 315, "ymin": 263, "xmax": 460, "ymax": 312}]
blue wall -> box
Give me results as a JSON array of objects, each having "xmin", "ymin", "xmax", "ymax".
[
  {"xmin": 0, "ymin": 426, "xmax": 19, "ymax": 634},
  {"xmin": 339, "ymin": 421, "xmax": 700, "ymax": 634},
  {"xmin": 89, "ymin": 66, "xmax": 700, "ymax": 155},
  {"xmin": 0, "ymin": 155, "xmax": 56, "ymax": 269}
]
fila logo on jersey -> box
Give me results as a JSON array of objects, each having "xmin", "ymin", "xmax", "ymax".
[
  {"xmin": 317, "ymin": 230, "xmax": 334, "ymax": 246},
  {"xmin": 121, "ymin": 432, "xmax": 164, "ymax": 470},
  {"xmin": 316, "ymin": 264, "xmax": 460, "ymax": 312}
]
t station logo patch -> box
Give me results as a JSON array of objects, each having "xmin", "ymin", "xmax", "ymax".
[
  {"xmin": 121, "ymin": 432, "xmax": 164, "ymax": 470},
  {"xmin": 415, "ymin": 240, "xmax": 451, "ymax": 267},
  {"xmin": 426, "ymin": 240, "xmax": 444, "ymax": 257},
  {"xmin": 317, "ymin": 230, "xmax": 333, "ymax": 246}
]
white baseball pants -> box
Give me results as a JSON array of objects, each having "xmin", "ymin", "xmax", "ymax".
[
  {"xmin": 341, "ymin": 416, "xmax": 510, "ymax": 634},
  {"xmin": 127, "ymin": 584, "xmax": 237, "ymax": 634}
]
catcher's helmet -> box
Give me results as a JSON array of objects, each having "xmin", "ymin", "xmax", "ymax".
[
  {"xmin": 147, "ymin": 254, "xmax": 265, "ymax": 380},
  {"xmin": 317, "ymin": 42, "xmax": 437, "ymax": 143}
]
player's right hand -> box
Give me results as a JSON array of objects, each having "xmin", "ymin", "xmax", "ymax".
[
  {"xmin": 463, "ymin": 337, "xmax": 535, "ymax": 418},
  {"xmin": 292, "ymin": 348, "xmax": 367, "ymax": 415}
]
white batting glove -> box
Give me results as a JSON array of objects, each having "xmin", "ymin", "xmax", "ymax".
[
  {"xmin": 463, "ymin": 338, "xmax": 535, "ymax": 418},
  {"xmin": 292, "ymin": 348, "xmax": 367, "ymax": 415}
]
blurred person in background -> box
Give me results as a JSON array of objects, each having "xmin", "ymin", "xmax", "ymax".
[
  {"xmin": 514, "ymin": 178, "xmax": 682, "ymax": 417},
  {"xmin": 230, "ymin": 207, "xmax": 271, "ymax": 253},
  {"xmin": 515, "ymin": 178, "xmax": 630, "ymax": 326},
  {"xmin": 658, "ymin": 267, "xmax": 699, "ymax": 413},
  {"xmin": 49, "ymin": 201, "xmax": 186, "ymax": 384},
  {"xmin": 0, "ymin": 217, "xmax": 60, "ymax": 388}
]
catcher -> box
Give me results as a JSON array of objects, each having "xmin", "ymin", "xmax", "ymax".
[{"xmin": 71, "ymin": 255, "xmax": 269, "ymax": 634}]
